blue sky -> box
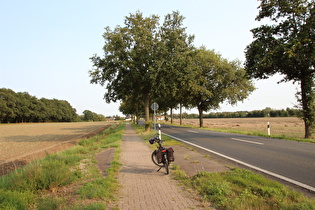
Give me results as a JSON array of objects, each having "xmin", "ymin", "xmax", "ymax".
[{"xmin": 0, "ymin": 0, "xmax": 299, "ymax": 116}]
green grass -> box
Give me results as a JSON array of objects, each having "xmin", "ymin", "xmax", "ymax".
[
  {"xmin": 77, "ymin": 147, "xmax": 121, "ymax": 202},
  {"xmin": 0, "ymin": 189, "xmax": 35, "ymax": 210},
  {"xmin": 172, "ymin": 166, "xmax": 315, "ymax": 210},
  {"xmin": 0, "ymin": 122, "xmax": 125, "ymax": 209},
  {"xmin": 0, "ymin": 154, "xmax": 80, "ymax": 193}
]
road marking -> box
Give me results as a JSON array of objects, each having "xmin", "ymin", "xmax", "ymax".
[
  {"xmin": 231, "ymin": 138, "xmax": 264, "ymax": 145},
  {"xmin": 164, "ymin": 133, "xmax": 315, "ymax": 193},
  {"xmin": 187, "ymin": 130, "xmax": 198, "ymax": 133}
]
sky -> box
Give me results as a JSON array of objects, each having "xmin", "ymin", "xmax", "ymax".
[{"xmin": 0, "ymin": 0, "xmax": 299, "ymax": 116}]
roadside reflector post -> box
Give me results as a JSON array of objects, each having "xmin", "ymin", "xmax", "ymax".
[
  {"xmin": 267, "ymin": 122, "xmax": 271, "ymax": 136},
  {"xmin": 158, "ymin": 124, "xmax": 161, "ymax": 140}
]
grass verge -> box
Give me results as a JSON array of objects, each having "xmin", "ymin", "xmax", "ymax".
[
  {"xmin": 172, "ymin": 165, "xmax": 315, "ymax": 210},
  {"xmin": 0, "ymin": 122, "xmax": 125, "ymax": 210}
]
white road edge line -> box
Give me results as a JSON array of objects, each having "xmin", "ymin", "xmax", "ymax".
[
  {"xmin": 164, "ymin": 133, "xmax": 315, "ymax": 193},
  {"xmin": 231, "ymin": 138, "xmax": 264, "ymax": 145}
]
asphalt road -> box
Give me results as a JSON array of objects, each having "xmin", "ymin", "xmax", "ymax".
[{"xmin": 160, "ymin": 124, "xmax": 315, "ymax": 192}]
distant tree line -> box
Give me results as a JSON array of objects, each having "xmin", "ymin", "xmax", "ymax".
[
  {"xmin": 0, "ymin": 88, "xmax": 108, "ymax": 123},
  {"xmin": 171, "ymin": 107, "xmax": 301, "ymax": 119},
  {"xmin": 0, "ymin": 88, "xmax": 77, "ymax": 123}
]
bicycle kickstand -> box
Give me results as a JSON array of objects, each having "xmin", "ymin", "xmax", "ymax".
[{"xmin": 157, "ymin": 166, "xmax": 162, "ymax": 172}]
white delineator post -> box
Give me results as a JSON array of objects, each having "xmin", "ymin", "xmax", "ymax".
[
  {"xmin": 158, "ymin": 124, "xmax": 161, "ymax": 140},
  {"xmin": 267, "ymin": 122, "xmax": 271, "ymax": 136}
]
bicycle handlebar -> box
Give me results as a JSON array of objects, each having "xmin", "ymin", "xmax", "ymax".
[{"xmin": 149, "ymin": 136, "xmax": 164, "ymax": 147}]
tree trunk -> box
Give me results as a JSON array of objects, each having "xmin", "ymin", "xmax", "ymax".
[
  {"xmin": 170, "ymin": 108, "xmax": 173, "ymax": 124},
  {"xmin": 180, "ymin": 104, "xmax": 182, "ymax": 125},
  {"xmin": 300, "ymin": 74, "xmax": 314, "ymax": 138},
  {"xmin": 144, "ymin": 95, "xmax": 151, "ymax": 131},
  {"xmin": 198, "ymin": 105, "xmax": 203, "ymax": 127},
  {"xmin": 135, "ymin": 106, "xmax": 139, "ymax": 124},
  {"xmin": 164, "ymin": 111, "xmax": 167, "ymax": 122}
]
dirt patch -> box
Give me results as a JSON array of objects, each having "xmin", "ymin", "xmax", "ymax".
[
  {"xmin": 95, "ymin": 148, "xmax": 115, "ymax": 176},
  {"xmin": 171, "ymin": 145, "xmax": 230, "ymax": 176}
]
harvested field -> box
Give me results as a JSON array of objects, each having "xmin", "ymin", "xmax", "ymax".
[
  {"xmin": 171, "ymin": 117, "xmax": 309, "ymax": 139},
  {"xmin": 0, "ymin": 121, "xmax": 114, "ymax": 175}
]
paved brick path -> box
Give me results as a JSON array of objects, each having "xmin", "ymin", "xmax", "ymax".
[{"xmin": 117, "ymin": 123, "xmax": 209, "ymax": 210}]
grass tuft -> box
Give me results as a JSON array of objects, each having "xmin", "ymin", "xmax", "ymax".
[
  {"xmin": 0, "ymin": 188, "xmax": 35, "ymax": 209},
  {"xmin": 0, "ymin": 157, "xmax": 78, "ymax": 193}
]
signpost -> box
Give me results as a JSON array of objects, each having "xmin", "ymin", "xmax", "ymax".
[{"xmin": 151, "ymin": 102, "xmax": 159, "ymax": 131}]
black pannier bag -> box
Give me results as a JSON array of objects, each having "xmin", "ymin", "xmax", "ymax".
[
  {"xmin": 166, "ymin": 147, "xmax": 175, "ymax": 162},
  {"xmin": 155, "ymin": 150, "xmax": 163, "ymax": 163}
]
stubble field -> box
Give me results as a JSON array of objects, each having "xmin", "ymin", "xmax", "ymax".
[
  {"xmin": 171, "ymin": 117, "xmax": 310, "ymax": 139},
  {"xmin": 0, "ymin": 122, "xmax": 113, "ymax": 174}
]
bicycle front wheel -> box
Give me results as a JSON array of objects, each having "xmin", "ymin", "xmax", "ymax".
[
  {"xmin": 163, "ymin": 153, "xmax": 169, "ymax": 175},
  {"xmin": 151, "ymin": 150, "xmax": 164, "ymax": 167}
]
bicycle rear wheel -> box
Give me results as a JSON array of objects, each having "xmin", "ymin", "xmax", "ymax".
[{"xmin": 151, "ymin": 150, "xmax": 164, "ymax": 167}]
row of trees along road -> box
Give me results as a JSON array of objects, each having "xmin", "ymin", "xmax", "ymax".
[
  {"xmin": 90, "ymin": 0, "xmax": 314, "ymax": 138},
  {"xmin": 89, "ymin": 11, "xmax": 255, "ymax": 131},
  {"xmin": 0, "ymin": 88, "xmax": 77, "ymax": 123}
]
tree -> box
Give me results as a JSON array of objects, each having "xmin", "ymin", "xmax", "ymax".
[
  {"xmin": 156, "ymin": 11, "xmax": 195, "ymax": 114},
  {"xmin": 97, "ymin": 114, "xmax": 107, "ymax": 121},
  {"xmin": 244, "ymin": 0, "xmax": 315, "ymax": 138},
  {"xmin": 90, "ymin": 11, "xmax": 193, "ymax": 131},
  {"xmin": 90, "ymin": 11, "xmax": 161, "ymax": 130},
  {"xmin": 83, "ymin": 110, "xmax": 94, "ymax": 122},
  {"xmin": 0, "ymin": 88, "xmax": 16, "ymax": 123},
  {"xmin": 188, "ymin": 47, "xmax": 255, "ymax": 127},
  {"xmin": 119, "ymin": 95, "xmax": 144, "ymax": 124}
]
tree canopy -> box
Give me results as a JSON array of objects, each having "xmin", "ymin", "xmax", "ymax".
[
  {"xmin": 188, "ymin": 47, "xmax": 255, "ymax": 127},
  {"xmin": 90, "ymin": 11, "xmax": 194, "ymax": 130},
  {"xmin": 244, "ymin": 0, "xmax": 315, "ymax": 138}
]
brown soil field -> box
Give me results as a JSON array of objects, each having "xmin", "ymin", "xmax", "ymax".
[
  {"xmin": 171, "ymin": 117, "xmax": 310, "ymax": 139},
  {"xmin": 0, "ymin": 121, "xmax": 113, "ymax": 175}
]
